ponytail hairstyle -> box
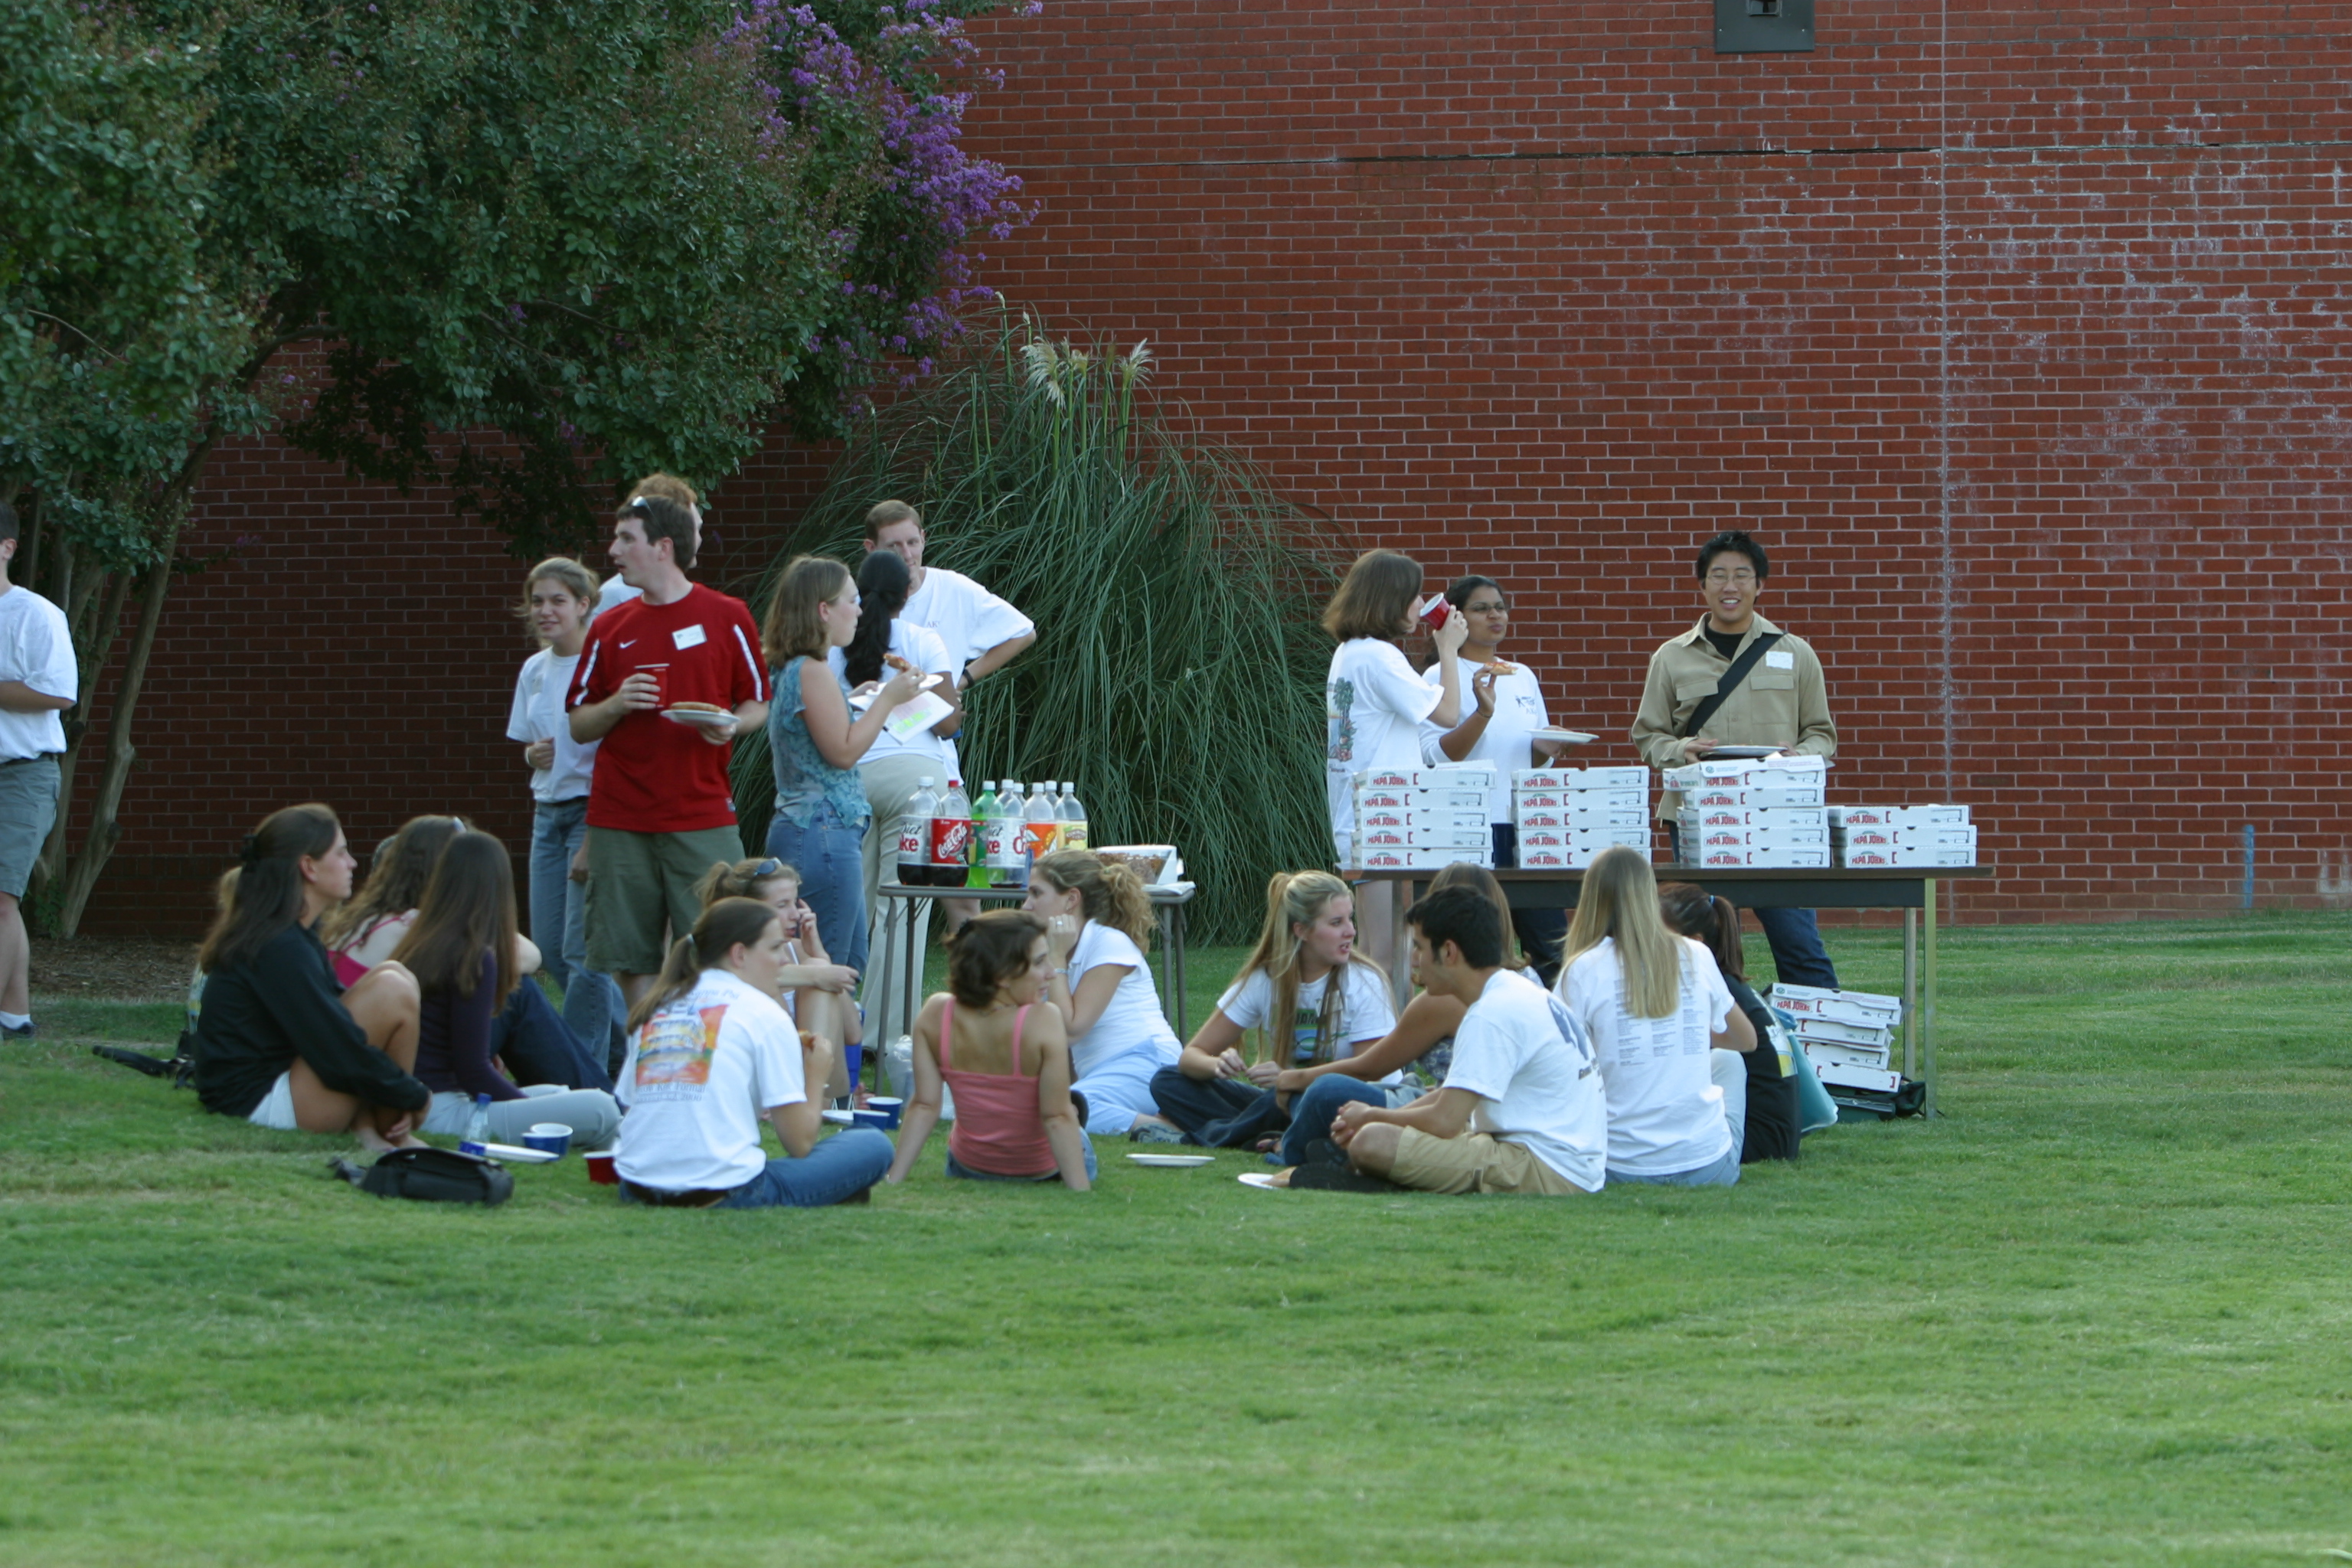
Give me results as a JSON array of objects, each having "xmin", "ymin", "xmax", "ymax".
[
  {"xmin": 198, "ymin": 804, "xmax": 343, "ymax": 973},
  {"xmin": 693, "ymin": 856, "xmax": 798, "ymax": 910},
  {"xmin": 1658, "ymin": 881, "xmax": 1745, "ymax": 982},
  {"xmin": 946, "ymin": 909, "xmax": 1047, "ymax": 1008},
  {"xmin": 626, "ymin": 897, "xmax": 782, "ymax": 1033},
  {"xmin": 1563, "ymin": 845, "xmax": 1684, "ymax": 1018},
  {"xmin": 841, "ymin": 548, "xmax": 912, "ymax": 688},
  {"xmin": 1033, "ymin": 850, "xmax": 1156, "ymax": 948},
  {"xmin": 1427, "ymin": 861, "xmax": 1524, "ymax": 972},
  {"xmin": 321, "ymin": 814, "xmax": 468, "ymax": 949},
  {"xmin": 387, "ymin": 830, "xmax": 521, "ymax": 1011},
  {"xmin": 760, "ymin": 554, "xmax": 851, "ymax": 667},
  {"xmin": 514, "ymin": 556, "xmax": 599, "ymax": 640},
  {"xmin": 1227, "ymin": 870, "xmax": 1384, "ymax": 1066}
]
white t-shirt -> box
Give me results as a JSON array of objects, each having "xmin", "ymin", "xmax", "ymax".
[
  {"xmin": 593, "ymin": 573, "xmax": 642, "ymax": 619},
  {"xmin": 505, "ymin": 648, "xmax": 599, "ymax": 803},
  {"xmin": 1066, "ymin": 920, "xmax": 1182, "ymax": 1079},
  {"xmin": 0, "ymin": 586, "xmax": 76, "ymax": 759},
  {"xmin": 1418, "ymin": 655, "xmax": 1550, "ymax": 823},
  {"xmin": 1325, "ymin": 638, "xmax": 1442, "ymax": 840},
  {"xmin": 1560, "ymin": 936, "xmax": 1736, "ymax": 1176},
  {"xmin": 900, "ymin": 567, "xmax": 1034, "ymax": 681},
  {"xmin": 1442, "ymin": 968, "xmax": 1607, "ymax": 1191},
  {"xmin": 1217, "ymin": 960, "xmax": 1399, "ymax": 1081},
  {"xmin": 613, "ymin": 969, "xmax": 806, "ymax": 1192},
  {"xmin": 827, "ymin": 620, "xmax": 956, "ymax": 768}
]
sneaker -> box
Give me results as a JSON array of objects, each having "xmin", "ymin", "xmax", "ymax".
[
  {"xmin": 1, "ymin": 1020, "xmax": 32, "ymax": 1040},
  {"xmin": 1129, "ymin": 1121, "xmax": 1189, "ymax": 1146}
]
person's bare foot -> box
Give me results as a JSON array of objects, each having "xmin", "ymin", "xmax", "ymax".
[
  {"xmin": 354, "ymin": 1125, "xmax": 397, "ymax": 1154},
  {"xmin": 392, "ymin": 1131, "xmax": 431, "ymax": 1150}
]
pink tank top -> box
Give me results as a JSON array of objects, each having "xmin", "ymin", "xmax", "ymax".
[{"xmin": 940, "ymin": 998, "xmax": 1060, "ymax": 1178}]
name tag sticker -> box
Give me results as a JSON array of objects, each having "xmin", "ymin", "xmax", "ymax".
[
  {"xmin": 671, "ymin": 624, "xmax": 708, "ymax": 651},
  {"xmin": 1764, "ymin": 649, "xmax": 1795, "ymax": 670}
]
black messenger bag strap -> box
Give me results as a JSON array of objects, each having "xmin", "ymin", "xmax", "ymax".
[{"xmin": 1680, "ymin": 632, "xmax": 1784, "ymax": 739}]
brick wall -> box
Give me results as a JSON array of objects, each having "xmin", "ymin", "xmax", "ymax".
[{"xmin": 75, "ymin": 0, "xmax": 2352, "ymax": 932}]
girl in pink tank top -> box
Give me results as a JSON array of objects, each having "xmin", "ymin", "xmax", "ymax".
[{"xmin": 883, "ymin": 911, "xmax": 1093, "ymax": 1190}]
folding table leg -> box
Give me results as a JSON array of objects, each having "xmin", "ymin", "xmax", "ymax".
[
  {"xmin": 1923, "ymin": 878, "xmax": 1939, "ymax": 1116},
  {"xmin": 1903, "ymin": 906, "xmax": 1919, "ymax": 1080}
]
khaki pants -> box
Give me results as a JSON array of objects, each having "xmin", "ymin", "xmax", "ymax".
[{"xmin": 1390, "ymin": 1129, "xmax": 1591, "ymax": 1195}]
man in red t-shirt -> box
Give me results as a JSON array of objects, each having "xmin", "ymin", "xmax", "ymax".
[{"xmin": 568, "ymin": 495, "xmax": 769, "ymax": 1004}]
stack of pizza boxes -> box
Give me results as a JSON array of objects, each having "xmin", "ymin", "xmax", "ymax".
[
  {"xmin": 1769, "ymin": 982, "xmax": 1904, "ymax": 1109},
  {"xmin": 1511, "ymin": 766, "xmax": 1651, "ymax": 869},
  {"xmin": 1351, "ymin": 762, "xmax": 1496, "ymax": 871},
  {"xmin": 1661, "ymin": 754, "xmax": 1831, "ymax": 868},
  {"xmin": 1827, "ymin": 805, "xmax": 1977, "ymax": 867}
]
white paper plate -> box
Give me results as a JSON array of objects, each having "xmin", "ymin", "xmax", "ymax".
[
  {"xmin": 821, "ymin": 1108, "xmax": 856, "ymax": 1126},
  {"xmin": 1531, "ymin": 727, "xmax": 1597, "ymax": 746},
  {"xmin": 1126, "ymin": 1153, "xmax": 1214, "ymax": 1168},
  {"xmin": 1236, "ymin": 1171, "xmax": 1286, "ymax": 1190},
  {"xmin": 662, "ymin": 706, "xmax": 733, "ymax": 727},
  {"xmin": 479, "ymin": 1142, "xmax": 560, "ymax": 1164}
]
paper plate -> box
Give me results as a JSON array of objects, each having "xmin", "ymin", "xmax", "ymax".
[
  {"xmin": 1236, "ymin": 1171, "xmax": 1286, "ymax": 1190},
  {"xmin": 479, "ymin": 1142, "xmax": 560, "ymax": 1164},
  {"xmin": 1126, "ymin": 1153, "xmax": 1214, "ymax": 1168},
  {"xmin": 1530, "ymin": 727, "xmax": 1597, "ymax": 746},
  {"xmin": 820, "ymin": 1108, "xmax": 856, "ymax": 1126},
  {"xmin": 662, "ymin": 706, "xmax": 733, "ymax": 727}
]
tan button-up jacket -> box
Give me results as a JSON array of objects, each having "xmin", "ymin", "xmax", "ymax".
[{"xmin": 1629, "ymin": 613, "xmax": 1837, "ymax": 818}]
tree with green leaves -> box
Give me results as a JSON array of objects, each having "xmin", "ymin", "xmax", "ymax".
[
  {"xmin": 0, "ymin": 0, "xmax": 1028, "ymax": 932},
  {"xmin": 736, "ymin": 312, "xmax": 1342, "ymax": 943}
]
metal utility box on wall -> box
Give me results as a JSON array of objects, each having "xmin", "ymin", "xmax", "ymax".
[{"xmin": 1716, "ymin": 0, "xmax": 1814, "ymax": 52}]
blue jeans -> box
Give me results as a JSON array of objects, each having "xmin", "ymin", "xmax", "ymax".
[
  {"xmin": 946, "ymin": 1134, "xmax": 1098, "ymax": 1182},
  {"xmin": 716, "ymin": 1128, "xmax": 894, "ymax": 1208},
  {"xmin": 1752, "ymin": 906, "xmax": 1839, "ymax": 990},
  {"xmin": 766, "ymin": 800, "xmax": 869, "ymax": 978},
  {"xmin": 1607, "ymin": 1147, "xmax": 1742, "ymax": 1188},
  {"xmin": 530, "ymin": 799, "xmax": 623, "ymax": 1063},
  {"xmin": 1278, "ymin": 1075, "xmax": 1388, "ymax": 1166}
]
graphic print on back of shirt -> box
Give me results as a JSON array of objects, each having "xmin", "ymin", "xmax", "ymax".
[
  {"xmin": 633, "ymin": 1003, "xmax": 727, "ymax": 1098},
  {"xmin": 1327, "ymin": 675, "xmax": 1357, "ymax": 766},
  {"xmin": 1546, "ymin": 992, "xmax": 1598, "ymax": 1079}
]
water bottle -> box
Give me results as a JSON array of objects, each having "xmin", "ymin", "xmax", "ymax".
[
  {"xmin": 986, "ymin": 779, "xmax": 1027, "ymax": 887},
  {"xmin": 966, "ymin": 782, "xmax": 1000, "ymax": 888},
  {"xmin": 1022, "ymin": 780, "xmax": 1059, "ymax": 873},
  {"xmin": 458, "ymin": 1092, "xmax": 492, "ymax": 1156},
  {"xmin": 899, "ymin": 776, "xmax": 938, "ymax": 887},
  {"xmin": 1058, "ymin": 780, "xmax": 1089, "ymax": 854},
  {"xmin": 931, "ymin": 778, "xmax": 973, "ymax": 887}
]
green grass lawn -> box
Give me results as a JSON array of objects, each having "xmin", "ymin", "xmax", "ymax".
[{"xmin": 3, "ymin": 914, "xmax": 2350, "ymax": 1566}]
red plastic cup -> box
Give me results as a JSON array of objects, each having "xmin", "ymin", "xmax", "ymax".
[
  {"xmin": 1419, "ymin": 597, "xmax": 1451, "ymax": 630},
  {"xmin": 584, "ymin": 1150, "xmax": 619, "ymax": 1185},
  {"xmin": 634, "ymin": 663, "xmax": 669, "ymax": 706}
]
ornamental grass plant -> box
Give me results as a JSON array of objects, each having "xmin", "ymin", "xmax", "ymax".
[{"xmin": 733, "ymin": 312, "xmax": 1344, "ymax": 941}]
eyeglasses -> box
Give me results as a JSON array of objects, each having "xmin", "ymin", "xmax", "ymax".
[
  {"xmin": 1704, "ymin": 570, "xmax": 1758, "ymax": 586},
  {"xmin": 1463, "ymin": 601, "xmax": 1508, "ymax": 615}
]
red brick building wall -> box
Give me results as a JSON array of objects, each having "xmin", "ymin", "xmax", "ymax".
[{"xmin": 76, "ymin": 0, "xmax": 2352, "ymax": 931}]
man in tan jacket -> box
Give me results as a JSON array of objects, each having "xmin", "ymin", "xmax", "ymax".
[{"xmin": 1630, "ymin": 531, "xmax": 1840, "ymax": 988}]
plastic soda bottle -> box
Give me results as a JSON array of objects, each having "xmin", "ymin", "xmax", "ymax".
[
  {"xmin": 1022, "ymin": 780, "xmax": 1059, "ymax": 871},
  {"xmin": 1057, "ymin": 780, "xmax": 1089, "ymax": 854},
  {"xmin": 900, "ymin": 776, "xmax": 939, "ymax": 887},
  {"xmin": 987, "ymin": 781, "xmax": 1027, "ymax": 887},
  {"xmin": 932, "ymin": 778, "xmax": 973, "ymax": 887},
  {"xmin": 966, "ymin": 782, "xmax": 1000, "ymax": 888},
  {"xmin": 459, "ymin": 1093, "xmax": 492, "ymax": 1156}
]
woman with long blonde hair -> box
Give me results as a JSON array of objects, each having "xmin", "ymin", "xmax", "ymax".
[
  {"xmin": 1022, "ymin": 850, "xmax": 1184, "ymax": 1137},
  {"xmin": 1556, "ymin": 846, "xmax": 1753, "ymax": 1187},
  {"xmin": 1148, "ymin": 870, "xmax": 1397, "ymax": 1148}
]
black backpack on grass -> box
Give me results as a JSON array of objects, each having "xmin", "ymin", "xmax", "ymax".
[{"xmin": 329, "ymin": 1148, "xmax": 513, "ymax": 1207}]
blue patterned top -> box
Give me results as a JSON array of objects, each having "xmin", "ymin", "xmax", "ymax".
[{"xmin": 769, "ymin": 655, "xmax": 871, "ymax": 828}]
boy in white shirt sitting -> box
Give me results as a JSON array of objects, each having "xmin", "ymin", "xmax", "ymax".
[{"xmin": 1325, "ymin": 887, "xmax": 1606, "ymax": 1195}]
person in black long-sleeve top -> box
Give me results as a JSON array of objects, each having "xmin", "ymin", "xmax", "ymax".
[
  {"xmin": 192, "ymin": 804, "xmax": 430, "ymax": 1149},
  {"xmin": 392, "ymin": 828, "xmax": 621, "ymax": 1146},
  {"xmin": 1658, "ymin": 881, "xmax": 1801, "ymax": 1162}
]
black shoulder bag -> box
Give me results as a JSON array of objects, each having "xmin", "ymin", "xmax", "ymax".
[
  {"xmin": 330, "ymin": 1148, "xmax": 514, "ymax": 1206},
  {"xmin": 1680, "ymin": 632, "xmax": 1784, "ymax": 739}
]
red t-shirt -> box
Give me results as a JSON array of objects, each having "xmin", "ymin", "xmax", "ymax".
[{"xmin": 568, "ymin": 584, "xmax": 769, "ymax": 832}]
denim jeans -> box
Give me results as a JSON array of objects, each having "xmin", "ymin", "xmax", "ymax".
[
  {"xmin": 1607, "ymin": 1146, "xmax": 1742, "ymax": 1188},
  {"xmin": 945, "ymin": 1133, "xmax": 1098, "ymax": 1183},
  {"xmin": 529, "ymin": 799, "xmax": 622, "ymax": 1061},
  {"xmin": 1277, "ymin": 1075, "xmax": 1388, "ymax": 1166},
  {"xmin": 1490, "ymin": 822, "xmax": 1567, "ymax": 986},
  {"xmin": 1751, "ymin": 906, "xmax": 1840, "ymax": 990},
  {"xmin": 488, "ymin": 968, "xmax": 612, "ymax": 1094},
  {"xmin": 766, "ymin": 799, "xmax": 870, "ymax": 978},
  {"xmin": 715, "ymin": 1127, "xmax": 894, "ymax": 1208},
  {"xmin": 1148, "ymin": 1068, "xmax": 1289, "ymax": 1148}
]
